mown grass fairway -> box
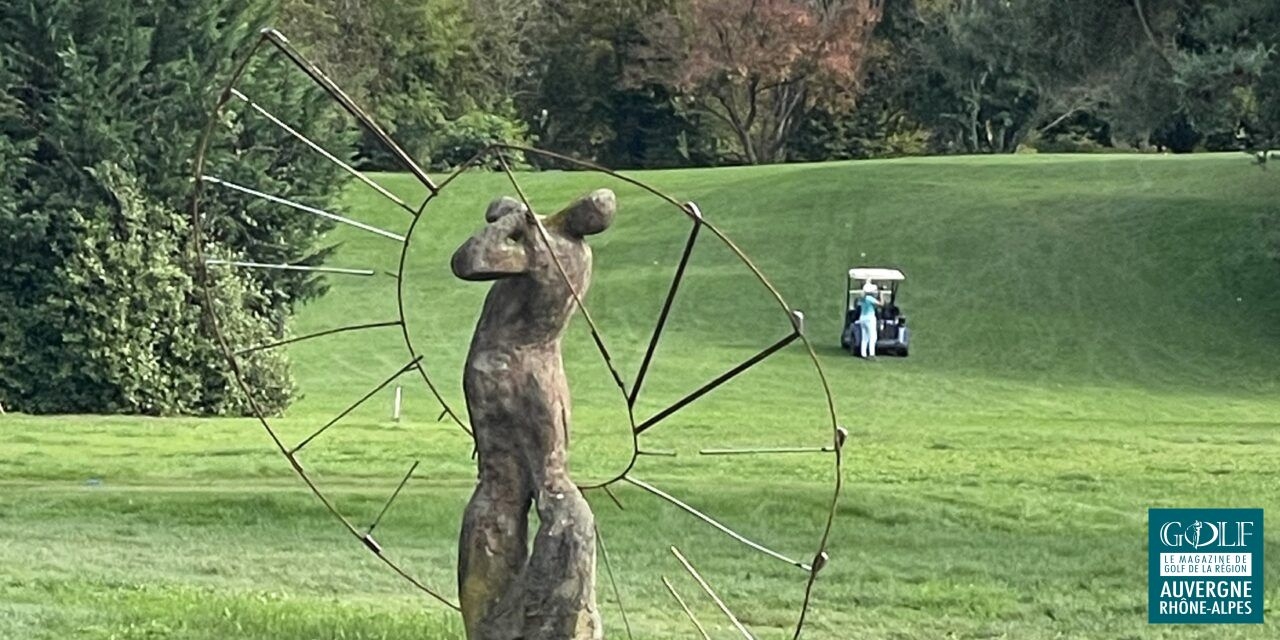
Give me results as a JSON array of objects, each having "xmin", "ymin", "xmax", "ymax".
[{"xmin": 3, "ymin": 154, "xmax": 1279, "ymax": 639}]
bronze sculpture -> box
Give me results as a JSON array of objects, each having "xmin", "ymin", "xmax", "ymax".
[{"xmin": 453, "ymin": 191, "xmax": 615, "ymax": 639}]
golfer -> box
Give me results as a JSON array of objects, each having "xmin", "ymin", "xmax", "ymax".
[{"xmin": 857, "ymin": 281, "xmax": 882, "ymax": 359}]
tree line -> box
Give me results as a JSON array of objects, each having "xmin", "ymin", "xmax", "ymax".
[
  {"xmin": 281, "ymin": 0, "xmax": 1278, "ymax": 169},
  {"xmin": 1, "ymin": 0, "xmax": 1274, "ymax": 415}
]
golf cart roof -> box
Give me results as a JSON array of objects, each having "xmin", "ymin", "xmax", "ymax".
[{"xmin": 848, "ymin": 267, "xmax": 905, "ymax": 282}]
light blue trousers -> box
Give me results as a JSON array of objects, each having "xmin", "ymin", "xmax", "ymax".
[{"xmin": 858, "ymin": 317, "xmax": 878, "ymax": 358}]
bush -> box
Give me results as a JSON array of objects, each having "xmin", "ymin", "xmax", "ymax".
[
  {"xmin": 429, "ymin": 111, "xmax": 531, "ymax": 170},
  {"xmin": 0, "ymin": 163, "xmax": 291, "ymax": 414},
  {"xmin": 1028, "ymin": 132, "xmax": 1111, "ymax": 153},
  {"xmin": 0, "ymin": 0, "xmax": 350, "ymax": 415}
]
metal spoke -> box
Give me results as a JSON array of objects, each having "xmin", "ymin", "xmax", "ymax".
[
  {"xmin": 626, "ymin": 476, "xmax": 811, "ymax": 571},
  {"xmin": 701, "ymin": 446, "xmax": 831, "ymax": 455},
  {"xmin": 202, "ymin": 176, "xmax": 405, "ymax": 241},
  {"xmin": 228, "ymin": 88, "xmax": 416, "ymax": 216},
  {"xmin": 411, "ymin": 361, "xmax": 473, "ymax": 437},
  {"xmin": 205, "ymin": 259, "xmax": 373, "ymax": 276},
  {"xmin": 635, "ymin": 332, "xmax": 799, "ymax": 435},
  {"xmin": 595, "ymin": 524, "xmax": 633, "ymax": 640},
  {"xmin": 629, "ymin": 213, "xmax": 701, "ymax": 407},
  {"xmin": 494, "ymin": 153, "xmax": 630, "ymax": 398},
  {"xmin": 367, "ymin": 460, "xmax": 419, "ymax": 534},
  {"xmin": 235, "ymin": 320, "xmax": 401, "ymax": 356},
  {"xmin": 700, "ymin": 427, "xmax": 849, "ymax": 456},
  {"xmin": 260, "ymin": 29, "xmax": 436, "ymax": 192},
  {"xmin": 662, "ymin": 576, "xmax": 711, "ymax": 640},
  {"xmin": 600, "ymin": 485, "xmax": 625, "ymax": 511},
  {"xmin": 290, "ymin": 356, "xmax": 423, "ymax": 454},
  {"xmin": 271, "ymin": 451, "xmax": 459, "ymax": 612},
  {"xmin": 670, "ymin": 547, "xmax": 756, "ymax": 640}
]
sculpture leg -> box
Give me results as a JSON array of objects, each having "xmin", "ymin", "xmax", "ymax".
[
  {"xmin": 459, "ymin": 466, "xmax": 531, "ymax": 640},
  {"xmin": 520, "ymin": 476, "xmax": 601, "ymax": 640}
]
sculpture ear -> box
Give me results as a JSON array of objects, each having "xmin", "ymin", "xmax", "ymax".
[
  {"xmin": 558, "ymin": 189, "xmax": 615, "ymax": 238},
  {"xmin": 486, "ymin": 196, "xmax": 527, "ymax": 222}
]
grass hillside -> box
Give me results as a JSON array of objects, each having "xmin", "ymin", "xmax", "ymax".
[
  {"xmin": 2, "ymin": 154, "xmax": 1278, "ymax": 639},
  {"xmin": 300, "ymin": 152, "xmax": 1280, "ymax": 423}
]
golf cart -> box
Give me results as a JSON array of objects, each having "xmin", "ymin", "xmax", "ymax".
[{"xmin": 841, "ymin": 267, "xmax": 910, "ymax": 357}]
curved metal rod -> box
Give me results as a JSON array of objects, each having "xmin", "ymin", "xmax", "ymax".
[
  {"xmin": 418, "ymin": 144, "xmax": 645, "ymax": 490},
  {"xmin": 190, "ymin": 29, "xmax": 458, "ymax": 612},
  {"xmin": 788, "ymin": 339, "xmax": 843, "ymax": 640},
  {"xmin": 394, "ymin": 188, "xmax": 474, "ymax": 438},
  {"xmin": 488, "ymin": 149, "xmax": 642, "ymax": 491},
  {"xmin": 391, "ymin": 143, "xmax": 528, "ymax": 442},
  {"xmin": 491, "ymin": 143, "xmax": 690, "ymax": 213},
  {"xmin": 492, "ymin": 142, "xmax": 852, "ymax": 638}
]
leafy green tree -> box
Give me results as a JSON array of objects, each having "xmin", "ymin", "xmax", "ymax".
[
  {"xmin": 279, "ymin": 0, "xmax": 531, "ymax": 169},
  {"xmin": 1170, "ymin": 0, "xmax": 1280, "ymax": 152},
  {"xmin": 870, "ymin": 0, "xmax": 1193, "ymax": 153},
  {"xmin": 0, "ymin": 0, "xmax": 350, "ymax": 414},
  {"xmin": 520, "ymin": 0, "xmax": 707, "ymax": 168}
]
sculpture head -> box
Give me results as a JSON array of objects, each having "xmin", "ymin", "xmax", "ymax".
[
  {"xmin": 451, "ymin": 189, "xmax": 615, "ymax": 345},
  {"xmin": 451, "ymin": 189, "xmax": 615, "ymax": 286}
]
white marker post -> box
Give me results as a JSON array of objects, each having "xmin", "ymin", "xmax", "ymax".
[{"xmin": 392, "ymin": 385, "xmax": 403, "ymax": 422}]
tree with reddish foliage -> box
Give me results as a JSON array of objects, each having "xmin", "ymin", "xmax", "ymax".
[{"xmin": 651, "ymin": 0, "xmax": 885, "ymax": 164}]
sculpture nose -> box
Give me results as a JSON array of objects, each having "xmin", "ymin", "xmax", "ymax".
[{"xmin": 452, "ymin": 205, "xmax": 532, "ymax": 281}]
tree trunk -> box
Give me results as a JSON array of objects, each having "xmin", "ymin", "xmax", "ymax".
[
  {"xmin": 711, "ymin": 92, "xmax": 758, "ymax": 164},
  {"xmin": 966, "ymin": 72, "xmax": 988, "ymax": 152}
]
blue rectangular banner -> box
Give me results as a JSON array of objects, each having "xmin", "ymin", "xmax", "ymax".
[{"xmin": 1148, "ymin": 508, "xmax": 1264, "ymax": 624}]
